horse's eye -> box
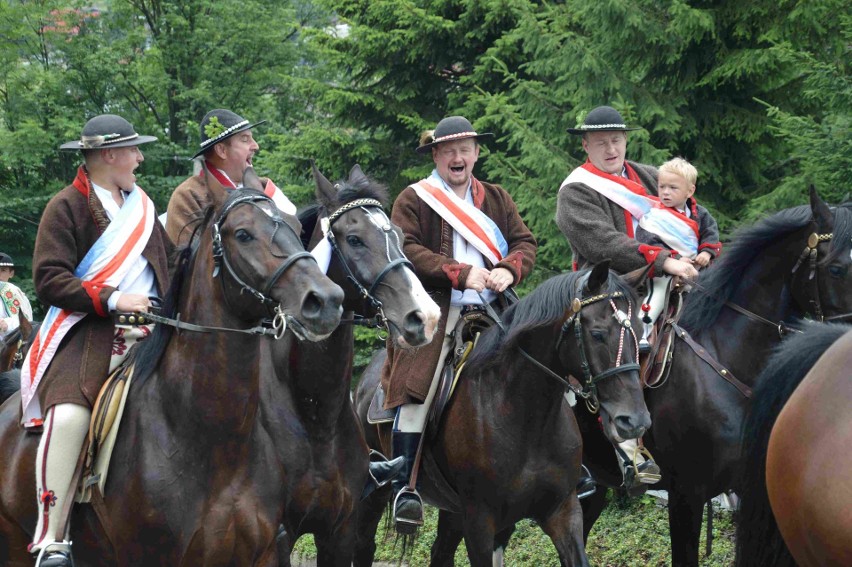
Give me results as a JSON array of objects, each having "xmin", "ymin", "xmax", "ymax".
[
  {"xmin": 346, "ymin": 235, "xmax": 364, "ymax": 248},
  {"xmin": 235, "ymin": 229, "xmax": 254, "ymax": 243},
  {"xmin": 590, "ymin": 330, "xmax": 606, "ymax": 342},
  {"xmin": 828, "ymin": 264, "xmax": 847, "ymax": 278}
]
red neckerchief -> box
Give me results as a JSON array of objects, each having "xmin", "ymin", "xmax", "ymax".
[
  {"xmin": 205, "ymin": 161, "xmax": 237, "ymax": 189},
  {"xmin": 72, "ymin": 165, "xmax": 93, "ymax": 197},
  {"xmin": 581, "ymin": 160, "xmax": 647, "ymax": 237},
  {"xmin": 204, "ymin": 160, "xmax": 278, "ymax": 199}
]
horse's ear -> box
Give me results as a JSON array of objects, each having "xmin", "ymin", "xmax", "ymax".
[
  {"xmin": 242, "ymin": 167, "xmax": 263, "ymax": 191},
  {"xmin": 348, "ymin": 164, "xmax": 367, "ymax": 186},
  {"xmin": 622, "ymin": 263, "xmax": 654, "ymax": 293},
  {"xmin": 311, "ymin": 159, "xmax": 336, "ymax": 205},
  {"xmin": 585, "ymin": 259, "xmax": 611, "ymax": 293},
  {"xmin": 809, "ymin": 185, "xmax": 834, "ymax": 232}
]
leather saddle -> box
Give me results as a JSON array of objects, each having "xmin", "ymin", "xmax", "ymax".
[
  {"xmin": 642, "ymin": 285, "xmax": 686, "ymax": 387},
  {"xmin": 365, "ymin": 308, "xmax": 498, "ymax": 432}
]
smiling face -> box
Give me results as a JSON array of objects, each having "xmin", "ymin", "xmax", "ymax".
[
  {"xmin": 212, "ymin": 130, "xmax": 259, "ymax": 184},
  {"xmin": 582, "ymin": 131, "xmax": 627, "ymax": 175},
  {"xmin": 657, "ymin": 170, "xmax": 695, "ymax": 210},
  {"xmin": 432, "ymin": 138, "xmax": 480, "ymax": 194}
]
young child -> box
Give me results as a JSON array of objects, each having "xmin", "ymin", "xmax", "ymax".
[{"xmin": 635, "ymin": 157, "xmax": 721, "ymax": 347}]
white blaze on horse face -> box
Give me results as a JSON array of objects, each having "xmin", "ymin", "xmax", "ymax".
[
  {"xmin": 402, "ymin": 267, "xmax": 440, "ymax": 343},
  {"xmin": 363, "ymin": 207, "xmax": 440, "ymax": 343}
]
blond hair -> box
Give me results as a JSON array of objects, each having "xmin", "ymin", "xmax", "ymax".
[{"xmin": 659, "ymin": 157, "xmax": 697, "ymax": 186}]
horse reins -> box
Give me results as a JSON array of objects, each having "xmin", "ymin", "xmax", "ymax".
[
  {"xmin": 133, "ymin": 193, "xmax": 316, "ymax": 340},
  {"xmin": 488, "ymin": 279, "xmax": 641, "ymax": 413},
  {"xmin": 321, "ymin": 198, "xmax": 414, "ymax": 331},
  {"xmin": 679, "ymin": 231, "xmax": 843, "ymax": 336}
]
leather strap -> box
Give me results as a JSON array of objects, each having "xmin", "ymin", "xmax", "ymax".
[{"xmin": 672, "ymin": 323, "xmax": 752, "ymax": 398}]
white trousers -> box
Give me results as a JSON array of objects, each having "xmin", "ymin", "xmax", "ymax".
[
  {"xmin": 642, "ymin": 275, "xmax": 671, "ymax": 340},
  {"xmin": 30, "ymin": 324, "xmax": 150, "ymax": 553}
]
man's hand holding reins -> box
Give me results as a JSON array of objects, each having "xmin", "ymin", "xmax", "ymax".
[{"xmin": 116, "ymin": 293, "xmax": 151, "ymax": 313}]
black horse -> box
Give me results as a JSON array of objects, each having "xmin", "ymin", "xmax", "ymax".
[
  {"xmin": 355, "ymin": 263, "xmax": 652, "ymax": 566},
  {"xmin": 579, "ymin": 190, "xmax": 852, "ymax": 565}
]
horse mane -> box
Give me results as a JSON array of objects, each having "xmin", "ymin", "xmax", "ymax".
[
  {"xmin": 131, "ymin": 205, "xmax": 216, "ymax": 388},
  {"xmin": 681, "ymin": 201, "xmax": 852, "ymax": 332},
  {"xmin": 0, "ymin": 369, "xmax": 18, "ymax": 405},
  {"xmin": 735, "ymin": 321, "xmax": 851, "ymax": 567},
  {"xmin": 467, "ymin": 269, "xmax": 636, "ymax": 371},
  {"xmin": 299, "ymin": 170, "xmax": 390, "ymax": 248}
]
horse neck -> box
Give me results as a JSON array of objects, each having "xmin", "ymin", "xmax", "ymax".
[
  {"xmin": 470, "ymin": 329, "xmax": 567, "ymax": 430},
  {"xmin": 156, "ymin": 252, "xmax": 263, "ymax": 434},
  {"xmin": 269, "ymin": 323, "xmax": 353, "ymax": 437},
  {"xmin": 696, "ymin": 229, "xmax": 805, "ymax": 381}
]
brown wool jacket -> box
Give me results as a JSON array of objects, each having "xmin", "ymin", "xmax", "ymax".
[
  {"xmin": 555, "ymin": 160, "xmax": 670, "ymax": 274},
  {"xmin": 166, "ymin": 167, "xmax": 274, "ymax": 247},
  {"xmin": 381, "ymin": 179, "xmax": 537, "ymax": 409},
  {"xmin": 33, "ymin": 181, "xmax": 171, "ymax": 411}
]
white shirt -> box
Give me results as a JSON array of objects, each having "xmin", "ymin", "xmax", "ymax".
[
  {"xmin": 0, "ymin": 281, "xmax": 33, "ymax": 338},
  {"xmin": 431, "ymin": 175, "xmax": 497, "ymax": 307}
]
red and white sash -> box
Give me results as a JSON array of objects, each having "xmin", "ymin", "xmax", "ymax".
[
  {"xmin": 21, "ymin": 168, "xmax": 156, "ymax": 425},
  {"xmin": 410, "ymin": 176, "xmax": 508, "ymax": 264},
  {"xmin": 561, "ymin": 162, "xmax": 699, "ymax": 257},
  {"xmin": 205, "ymin": 161, "xmax": 297, "ymax": 215}
]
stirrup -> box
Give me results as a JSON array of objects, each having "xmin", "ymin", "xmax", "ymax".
[
  {"xmin": 630, "ymin": 446, "xmax": 662, "ymax": 484},
  {"xmin": 393, "ymin": 487, "xmax": 424, "ymax": 535},
  {"xmin": 577, "ymin": 465, "xmax": 596, "ymax": 500},
  {"xmin": 33, "ymin": 541, "xmax": 74, "ymax": 567}
]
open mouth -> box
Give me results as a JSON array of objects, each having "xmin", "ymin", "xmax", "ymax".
[{"xmin": 449, "ymin": 165, "xmax": 465, "ymax": 174}]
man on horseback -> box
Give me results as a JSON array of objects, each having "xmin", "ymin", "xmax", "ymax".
[
  {"xmin": 0, "ymin": 253, "xmax": 33, "ymax": 342},
  {"xmin": 382, "ymin": 115, "xmax": 537, "ymax": 532},
  {"xmin": 22, "ymin": 115, "xmax": 171, "ymax": 567},
  {"xmin": 556, "ymin": 105, "xmax": 698, "ymax": 492},
  {"xmin": 166, "ymin": 108, "xmax": 297, "ymax": 246}
]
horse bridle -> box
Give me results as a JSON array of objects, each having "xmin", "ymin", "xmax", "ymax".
[
  {"xmin": 321, "ymin": 198, "xmax": 414, "ymax": 330},
  {"xmin": 144, "ymin": 193, "xmax": 316, "ymax": 339},
  {"xmin": 517, "ymin": 277, "xmax": 640, "ymax": 413},
  {"xmin": 681, "ymin": 230, "xmax": 850, "ymax": 337},
  {"xmin": 790, "ymin": 231, "xmax": 851, "ymax": 323}
]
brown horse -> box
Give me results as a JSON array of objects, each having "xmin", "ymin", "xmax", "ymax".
[
  {"xmin": 354, "ymin": 262, "xmax": 652, "ymax": 567},
  {"xmin": 264, "ymin": 164, "xmax": 439, "ymax": 566},
  {"xmin": 735, "ymin": 322, "xmax": 852, "ymax": 567},
  {"xmin": 579, "ymin": 190, "xmax": 852, "ymax": 565},
  {"xmin": 0, "ymin": 312, "xmax": 33, "ymax": 372},
  {"xmin": 0, "ymin": 313, "xmax": 33, "ymax": 403},
  {"xmin": 0, "ymin": 185, "xmax": 344, "ymax": 566}
]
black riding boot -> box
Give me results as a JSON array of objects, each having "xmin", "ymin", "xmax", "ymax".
[
  {"xmin": 391, "ymin": 431, "xmax": 423, "ymax": 534},
  {"xmin": 360, "ymin": 450, "xmax": 405, "ymax": 500}
]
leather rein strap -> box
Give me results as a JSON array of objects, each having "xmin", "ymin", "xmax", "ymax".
[{"xmin": 671, "ymin": 323, "xmax": 752, "ymax": 398}]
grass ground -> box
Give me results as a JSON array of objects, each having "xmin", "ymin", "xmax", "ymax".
[{"xmin": 291, "ymin": 490, "xmax": 736, "ymax": 566}]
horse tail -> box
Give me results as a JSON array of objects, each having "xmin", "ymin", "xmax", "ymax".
[
  {"xmin": 735, "ymin": 322, "xmax": 850, "ymax": 566},
  {"xmin": 0, "ymin": 369, "xmax": 19, "ymax": 405}
]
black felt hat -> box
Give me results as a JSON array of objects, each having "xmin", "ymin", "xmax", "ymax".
[
  {"xmin": 60, "ymin": 114, "xmax": 157, "ymax": 151},
  {"xmin": 193, "ymin": 109, "xmax": 266, "ymax": 159},
  {"xmin": 415, "ymin": 116, "xmax": 494, "ymax": 154},
  {"xmin": 0, "ymin": 253, "xmax": 21, "ymax": 269},
  {"xmin": 566, "ymin": 106, "xmax": 642, "ymax": 135}
]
